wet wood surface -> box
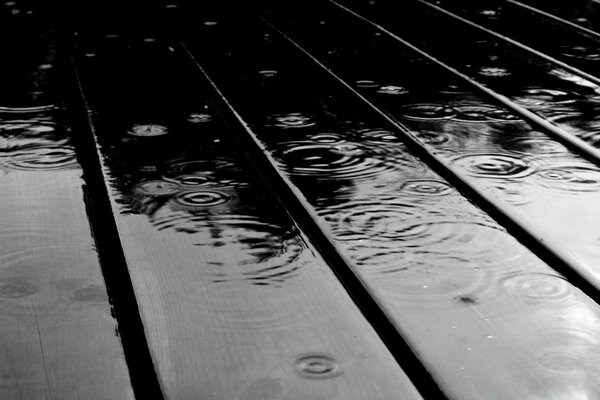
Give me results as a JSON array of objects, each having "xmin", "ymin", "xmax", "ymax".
[
  {"xmin": 71, "ymin": 21, "xmax": 424, "ymax": 400},
  {"xmin": 167, "ymin": 4, "xmax": 600, "ymax": 398},
  {"xmin": 0, "ymin": 6, "xmax": 134, "ymax": 400},
  {"xmin": 7, "ymin": 0, "xmax": 600, "ymax": 399}
]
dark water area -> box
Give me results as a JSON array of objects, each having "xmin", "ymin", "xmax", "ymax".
[
  {"xmin": 335, "ymin": 0, "xmax": 600, "ymax": 149},
  {"xmin": 425, "ymin": 0, "xmax": 600, "ymax": 80},
  {"xmin": 73, "ymin": 20, "xmax": 424, "ymax": 400},
  {"xmin": 274, "ymin": 0, "xmax": 600, "ymax": 285},
  {"xmin": 171, "ymin": 4, "xmax": 600, "ymax": 398},
  {"xmin": 506, "ymin": 0, "xmax": 600, "ymax": 34}
]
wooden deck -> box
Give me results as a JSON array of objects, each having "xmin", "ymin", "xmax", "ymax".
[{"xmin": 5, "ymin": 0, "xmax": 600, "ymax": 399}]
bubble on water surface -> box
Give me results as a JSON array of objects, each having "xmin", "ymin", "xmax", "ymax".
[
  {"xmin": 186, "ymin": 113, "xmax": 212, "ymax": 123},
  {"xmin": 172, "ymin": 190, "xmax": 230, "ymax": 208},
  {"xmin": 355, "ymin": 80, "xmax": 379, "ymax": 88},
  {"xmin": 377, "ymin": 85, "xmax": 409, "ymax": 95},
  {"xmin": 478, "ymin": 67, "xmax": 511, "ymax": 77},
  {"xmin": 308, "ymin": 133, "xmax": 345, "ymax": 144},
  {"xmin": 536, "ymin": 162, "xmax": 600, "ymax": 193},
  {"xmin": 128, "ymin": 124, "xmax": 168, "ymax": 137}
]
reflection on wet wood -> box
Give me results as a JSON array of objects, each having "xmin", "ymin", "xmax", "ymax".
[
  {"xmin": 72, "ymin": 24, "xmax": 423, "ymax": 400},
  {"xmin": 0, "ymin": 7, "xmax": 133, "ymax": 399},
  {"xmin": 171, "ymin": 5, "xmax": 600, "ymax": 398}
]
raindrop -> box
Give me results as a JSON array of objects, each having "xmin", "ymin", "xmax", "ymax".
[
  {"xmin": 172, "ymin": 190, "xmax": 230, "ymax": 208},
  {"xmin": 280, "ymin": 141, "xmax": 413, "ymax": 181},
  {"xmin": 187, "ymin": 113, "xmax": 213, "ymax": 123},
  {"xmin": 128, "ymin": 124, "xmax": 168, "ymax": 137},
  {"xmin": 269, "ymin": 113, "xmax": 315, "ymax": 129},
  {"xmin": 309, "ymin": 133, "xmax": 345, "ymax": 144},
  {"xmin": 480, "ymin": 9, "xmax": 498, "ymax": 16},
  {"xmin": 258, "ymin": 70, "xmax": 278, "ymax": 77},
  {"xmin": 400, "ymin": 179, "xmax": 452, "ymax": 196},
  {"xmin": 133, "ymin": 180, "xmax": 180, "ymax": 197},
  {"xmin": 450, "ymin": 153, "xmax": 537, "ymax": 180},
  {"xmin": 355, "ymin": 80, "xmax": 379, "ymax": 88},
  {"xmin": 478, "ymin": 66, "xmax": 511, "ymax": 77},
  {"xmin": 295, "ymin": 354, "xmax": 342, "ymax": 379},
  {"xmin": 399, "ymin": 103, "xmax": 456, "ymax": 120},
  {"xmin": 377, "ymin": 85, "xmax": 409, "ymax": 95},
  {"xmin": 560, "ymin": 45, "xmax": 600, "ymax": 61}
]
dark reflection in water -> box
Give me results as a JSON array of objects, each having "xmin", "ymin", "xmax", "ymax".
[
  {"xmin": 338, "ymin": 0, "xmax": 600, "ymax": 148},
  {"xmin": 181, "ymin": 4, "xmax": 600, "ymax": 397},
  {"xmin": 501, "ymin": 0, "xmax": 600, "ymax": 35},
  {"xmin": 76, "ymin": 34, "xmax": 311, "ymax": 288},
  {"xmin": 263, "ymin": 0, "xmax": 600, "ymax": 279}
]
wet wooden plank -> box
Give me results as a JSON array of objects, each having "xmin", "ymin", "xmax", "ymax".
[
  {"xmin": 72, "ymin": 22, "xmax": 424, "ymax": 400},
  {"xmin": 0, "ymin": 7, "xmax": 134, "ymax": 400},
  {"xmin": 279, "ymin": 0, "xmax": 600, "ymax": 287},
  {"xmin": 169, "ymin": 5, "xmax": 600, "ymax": 399}
]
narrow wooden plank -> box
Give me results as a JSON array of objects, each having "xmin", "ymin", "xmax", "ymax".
[
  {"xmin": 0, "ymin": 7, "xmax": 134, "ymax": 400},
  {"xmin": 170, "ymin": 6, "xmax": 600, "ymax": 399},
  {"xmin": 72, "ymin": 22, "xmax": 425, "ymax": 400}
]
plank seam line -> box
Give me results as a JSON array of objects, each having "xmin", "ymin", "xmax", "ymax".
[
  {"xmin": 67, "ymin": 51, "xmax": 165, "ymax": 400},
  {"xmin": 257, "ymin": 7, "xmax": 600, "ymax": 306},
  {"xmin": 328, "ymin": 1, "xmax": 600, "ymax": 171},
  {"xmin": 175, "ymin": 40, "xmax": 450, "ymax": 400},
  {"xmin": 414, "ymin": 0, "xmax": 600, "ymax": 87},
  {"xmin": 502, "ymin": 0, "xmax": 600, "ymax": 41}
]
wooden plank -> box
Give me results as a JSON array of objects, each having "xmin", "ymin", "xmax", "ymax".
[
  {"xmin": 0, "ymin": 8, "xmax": 134, "ymax": 400},
  {"xmin": 72, "ymin": 23, "xmax": 424, "ymax": 400},
  {"xmin": 271, "ymin": 0, "xmax": 600, "ymax": 288},
  {"xmin": 171, "ymin": 7, "xmax": 600, "ymax": 399}
]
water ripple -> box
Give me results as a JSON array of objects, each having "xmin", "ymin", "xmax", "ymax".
[
  {"xmin": 279, "ymin": 141, "xmax": 416, "ymax": 181},
  {"xmin": 500, "ymin": 272, "xmax": 574, "ymax": 302},
  {"xmin": 451, "ymin": 104, "xmax": 520, "ymax": 123},
  {"xmin": 399, "ymin": 103, "xmax": 456, "ymax": 121},
  {"xmin": 535, "ymin": 161, "xmax": 600, "ymax": 194},
  {"xmin": 450, "ymin": 153, "xmax": 537, "ymax": 181},
  {"xmin": 268, "ymin": 113, "xmax": 316, "ymax": 129}
]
